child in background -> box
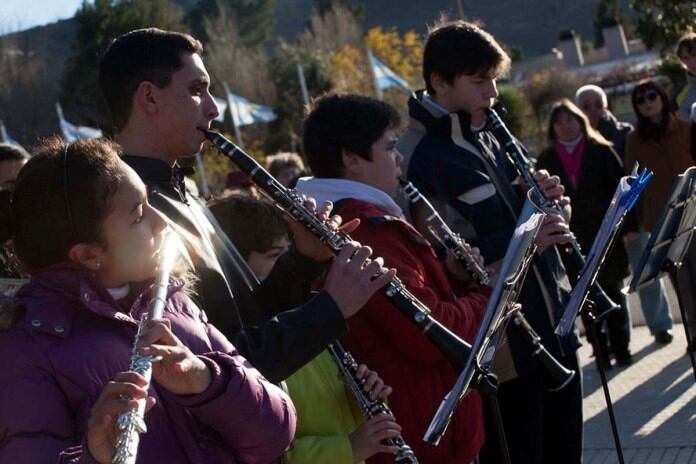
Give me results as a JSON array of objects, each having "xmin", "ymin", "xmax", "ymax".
[{"xmin": 211, "ymin": 193, "xmax": 405, "ymax": 464}]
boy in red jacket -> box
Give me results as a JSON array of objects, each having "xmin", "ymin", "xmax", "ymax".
[{"xmin": 297, "ymin": 93, "xmax": 491, "ymax": 464}]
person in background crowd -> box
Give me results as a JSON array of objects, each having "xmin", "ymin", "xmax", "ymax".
[
  {"xmin": 398, "ymin": 20, "xmax": 583, "ymax": 464},
  {"xmin": 211, "ymin": 192, "xmax": 405, "ymax": 464},
  {"xmin": 576, "ymin": 84, "xmax": 676, "ymax": 346},
  {"xmin": 266, "ymin": 152, "xmax": 306, "ymax": 187},
  {"xmin": 225, "ymin": 170, "xmax": 259, "ymax": 198},
  {"xmin": 0, "ymin": 143, "xmax": 29, "ymax": 187},
  {"xmin": 537, "ymin": 98, "xmax": 633, "ymax": 367},
  {"xmin": 98, "ymin": 28, "xmax": 392, "ymax": 384},
  {"xmin": 626, "ymin": 79, "xmax": 696, "ymax": 350},
  {"xmin": 0, "ymin": 138, "xmax": 296, "ymax": 463},
  {"xmin": 0, "ymin": 144, "xmax": 29, "ymax": 279},
  {"xmin": 575, "ymin": 85, "xmax": 632, "ymax": 160},
  {"xmin": 676, "ymin": 32, "xmax": 696, "ymax": 119}
]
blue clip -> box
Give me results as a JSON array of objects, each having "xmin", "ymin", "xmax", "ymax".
[{"xmin": 620, "ymin": 167, "xmax": 653, "ymax": 211}]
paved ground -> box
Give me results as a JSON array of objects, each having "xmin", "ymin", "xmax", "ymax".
[{"xmin": 582, "ymin": 315, "xmax": 696, "ymax": 464}]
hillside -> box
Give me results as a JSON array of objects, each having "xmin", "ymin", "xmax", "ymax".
[{"xmin": 0, "ymin": 0, "xmax": 631, "ymax": 142}]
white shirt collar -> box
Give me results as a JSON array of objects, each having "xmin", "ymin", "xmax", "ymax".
[{"xmin": 294, "ymin": 177, "xmax": 405, "ymax": 219}]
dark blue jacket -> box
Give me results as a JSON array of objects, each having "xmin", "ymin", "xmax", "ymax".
[{"xmin": 398, "ymin": 91, "xmax": 579, "ymax": 377}]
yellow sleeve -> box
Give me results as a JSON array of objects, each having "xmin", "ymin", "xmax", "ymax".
[{"xmin": 286, "ymin": 434, "xmax": 354, "ymax": 464}]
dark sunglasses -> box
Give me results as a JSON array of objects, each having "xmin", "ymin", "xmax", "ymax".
[{"xmin": 635, "ymin": 91, "xmax": 658, "ymax": 105}]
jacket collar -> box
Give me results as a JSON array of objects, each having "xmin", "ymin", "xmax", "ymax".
[
  {"xmin": 121, "ymin": 155, "xmax": 195, "ymax": 203},
  {"xmin": 294, "ymin": 177, "xmax": 405, "ymax": 219},
  {"xmin": 14, "ymin": 262, "xmax": 183, "ymax": 339},
  {"xmin": 688, "ymin": 71, "xmax": 696, "ymax": 88},
  {"xmin": 407, "ymin": 90, "xmax": 476, "ymax": 141}
]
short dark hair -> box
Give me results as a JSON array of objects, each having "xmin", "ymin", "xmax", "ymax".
[
  {"xmin": 631, "ymin": 79, "xmax": 672, "ymax": 141},
  {"xmin": 677, "ymin": 31, "xmax": 696, "ymax": 59},
  {"xmin": 302, "ymin": 93, "xmax": 400, "ymax": 178},
  {"xmin": 0, "ymin": 137, "xmax": 125, "ymax": 270},
  {"xmin": 209, "ymin": 193, "xmax": 291, "ymax": 259},
  {"xmin": 423, "ymin": 20, "xmax": 510, "ymax": 95},
  {"xmin": 98, "ymin": 28, "xmax": 203, "ymax": 131},
  {"xmin": 0, "ymin": 144, "xmax": 29, "ymax": 163}
]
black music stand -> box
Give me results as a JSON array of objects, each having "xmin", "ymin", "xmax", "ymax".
[
  {"xmin": 629, "ymin": 166, "xmax": 696, "ymax": 381},
  {"xmin": 424, "ymin": 191, "xmax": 547, "ymax": 464},
  {"xmin": 557, "ymin": 168, "xmax": 652, "ymax": 464}
]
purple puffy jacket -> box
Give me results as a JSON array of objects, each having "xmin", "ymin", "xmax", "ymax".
[{"xmin": 0, "ymin": 262, "xmax": 296, "ymax": 464}]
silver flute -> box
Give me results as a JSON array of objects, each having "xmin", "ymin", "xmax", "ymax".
[
  {"xmin": 328, "ymin": 341, "xmax": 419, "ymax": 464},
  {"xmin": 112, "ymin": 233, "xmax": 178, "ymax": 464}
]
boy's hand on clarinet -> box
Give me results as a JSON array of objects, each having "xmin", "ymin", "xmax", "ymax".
[
  {"xmin": 534, "ymin": 170, "xmax": 565, "ymax": 202},
  {"xmin": 285, "ymin": 199, "xmax": 361, "ymax": 262},
  {"xmin": 137, "ymin": 318, "xmax": 212, "ymax": 395},
  {"xmin": 355, "ymin": 363, "xmax": 392, "ymax": 401},
  {"xmin": 535, "ymin": 211, "xmax": 574, "ymax": 254},
  {"xmin": 323, "ymin": 242, "xmax": 396, "ymax": 319},
  {"xmin": 349, "ymin": 415, "xmax": 402, "ymax": 463},
  {"xmin": 87, "ymin": 372, "xmax": 156, "ymax": 463}
]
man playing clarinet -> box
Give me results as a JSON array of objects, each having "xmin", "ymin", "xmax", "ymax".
[
  {"xmin": 397, "ymin": 19, "xmax": 583, "ymax": 464},
  {"xmin": 97, "ymin": 28, "xmax": 388, "ymax": 384}
]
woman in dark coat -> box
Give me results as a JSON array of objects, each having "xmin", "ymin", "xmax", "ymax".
[{"xmin": 537, "ymin": 98, "xmax": 633, "ymax": 367}]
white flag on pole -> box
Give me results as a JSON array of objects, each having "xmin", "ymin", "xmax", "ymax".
[
  {"xmin": 213, "ymin": 96, "xmax": 227, "ymax": 123},
  {"xmin": 367, "ymin": 49, "xmax": 410, "ymax": 97},
  {"xmin": 56, "ymin": 103, "xmax": 102, "ymax": 142},
  {"xmin": 225, "ymin": 92, "xmax": 277, "ymax": 127},
  {"xmin": 0, "ymin": 120, "xmax": 23, "ymax": 149}
]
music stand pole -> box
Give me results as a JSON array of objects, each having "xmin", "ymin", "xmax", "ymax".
[{"xmin": 582, "ymin": 301, "xmax": 625, "ymax": 464}]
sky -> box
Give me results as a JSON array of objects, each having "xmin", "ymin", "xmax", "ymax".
[{"xmin": 0, "ymin": 0, "xmax": 85, "ymax": 33}]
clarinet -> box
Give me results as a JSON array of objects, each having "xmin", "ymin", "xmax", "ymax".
[
  {"xmin": 328, "ymin": 342, "xmax": 418, "ymax": 463},
  {"xmin": 485, "ymin": 108, "xmax": 620, "ymax": 318},
  {"xmin": 399, "ymin": 179, "xmax": 489, "ymax": 286},
  {"xmin": 112, "ymin": 233, "xmax": 178, "ymax": 464},
  {"xmin": 204, "ymin": 130, "xmax": 474, "ymax": 374},
  {"xmin": 400, "ymin": 179, "xmax": 575, "ymax": 392}
]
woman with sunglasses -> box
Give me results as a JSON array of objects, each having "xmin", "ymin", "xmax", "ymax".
[{"xmin": 625, "ymin": 79, "xmax": 696, "ymax": 350}]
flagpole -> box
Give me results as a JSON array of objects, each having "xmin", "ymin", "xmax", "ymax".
[
  {"xmin": 367, "ymin": 49, "xmax": 384, "ymax": 100},
  {"xmin": 297, "ymin": 62, "xmax": 310, "ymax": 107},
  {"xmin": 55, "ymin": 102, "xmax": 70, "ymax": 141},
  {"xmin": 456, "ymin": 0, "xmax": 465, "ymax": 19},
  {"xmin": 0, "ymin": 120, "xmax": 7, "ymax": 143},
  {"xmin": 223, "ymin": 81, "xmax": 245, "ymax": 151}
]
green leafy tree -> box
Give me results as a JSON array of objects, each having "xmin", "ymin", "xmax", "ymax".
[
  {"xmin": 312, "ymin": 0, "xmax": 363, "ymax": 19},
  {"xmin": 496, "ymin": 87, "xmax": 527, "ymax": 138},
  {"xmin": 629, "ymin": 0, "xmax": 696, "ymax": 51},
  {"xmin": 187, "ymin": 0, "xmax": 275, "ymax": 48},
  {"xmin": 265, "ymin": 42, "xmax": 332, "ymax": 153},
  {"xmin": 60, "ymin": 0, "xmax": 185, "ymax": 129}
]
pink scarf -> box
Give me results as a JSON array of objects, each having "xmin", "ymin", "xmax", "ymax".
[{"xmin": 554, "ymin": 137, "xmax": 586, "ymax": 190}]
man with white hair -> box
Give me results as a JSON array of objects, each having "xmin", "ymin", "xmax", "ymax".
[
  {"xmin": 575, "ymin": 84, "xmax": 632, "ymax": 160},
  {"xmin": 576, "ymin": 84, "xmax": 675, "ymax": 345}
]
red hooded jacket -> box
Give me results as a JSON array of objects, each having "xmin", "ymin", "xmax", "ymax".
[{"xmin": 335, "ymin": 199, "xmax": 489, "ymax": 464}]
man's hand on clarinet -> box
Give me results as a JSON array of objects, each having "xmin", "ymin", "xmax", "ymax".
[
  {"xmin": 323, "ymin": 242, "xmax": 396, "ymax": 319},
  {"xmin": 285, "ymin": 198, "xmax": 360, "ymax": 262}
]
